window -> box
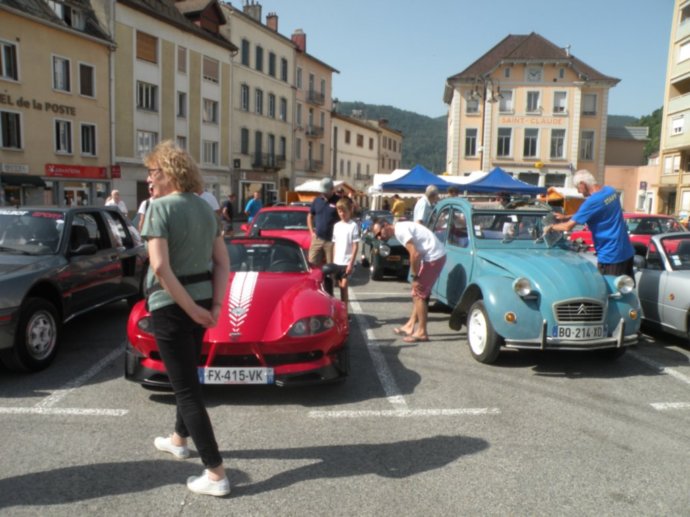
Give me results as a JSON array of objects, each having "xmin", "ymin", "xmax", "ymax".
[
  {"xmin": 280, "ymin": 136, "xmax": 286, "ymax": 158},
  {"xmin": 240, "ymin": 84, "xmax": 249, "ymax": 111},
  {"xmin": 255, "ymin": 46, "xmax": 263, "ymax": 72},
  {"xmin": 497, "ymin": 128, "xmax": 511, "ymax": 157},
  {"xmin": 582, "ymin": 93, "xmax": 597, "ymax": 115},
  {"xmin": 48, "ymin": 1, "xmax": 85, "ymax": 29},
  {"xmin": 280, "ymin": 58, "xmax": 288, "ymax": 81},
  {"xmin": 136, "ymin": 31, "xmax": 157, "ymax": 63},
  {"xmin": 268, "ymin": 93, "xmax": 276, "ymax": 118},
  {"xmin": 0, "ymin": 110, "xmax": 21, "ymax": 148},
  {"xmin": 321, "ymin": 78, "xmax": 326, "ymax": 95},
  {"xmin": 345, "ymin": 130, "xmax": 351, "ymax": 144},
  {"xmin": 296, "ymin": 67, "xmax": 302, "ymax": 89},
  {"xmin": 203, "ymin": 99, "xmax": 218, "ymax": 123},
  {"xmin": 526, "ymin": 91, "xmax": 540, "ymax": 113},
  {"xmin": 178, "ymin": 46, "xmax": 187, "ymax": 73},
  {"xmin": 553, "ymin": 91, "xmax": 567, "ymax": 113},
  {"xmin": 137, "ymin": 130, "xmax": 158, "ymax": 157},
  {"xmin": 499, "ymin": 90, "xmax": 513, "ymax": 113},
  {"xmin": 356, "ymin": 134, "xmax": 364, "ymax": 147},
  {"xmin": 296, "ymin": 103, "xmax": 302, "ymax": 125},
  {"xmin": 580, "ymin": 130, "xmax": 595, "ymax": 160},
  {"xmin": 136, "ymin": 81, "xmax": 157, "ymax": 111},
  {"xmin": 523, "ymin": 128, "xmax": 538, "ymax": 158},
  {"xmin": 0, "ymin": 41, "xmax": 18, "ymax": 80},
  {"xmin": 240, "ymin": 128, "xmax": 249, "ymax": 154},
  {"xmin": 504, "ymin": 67, "xmax": 511, "ymax": 79},
  {"xmin": 268, "ymin": 52, "xmax": 276, "ymax": 77},
  {"xmin": 53, "ymin": 56, "xmax": 70, "ymax": 92},
  {"xmin": 465, "ymin": 128, "xmax": 477, "ymax": 157},
  {"xmin": 680, "ymin": 41, "xmax": 690, "ymax": 63},
  {"xmin": 55, "ymin": 119, "xmax": 72, "ymax": 153},
  {"xmin": 255, "ymin": 89, "xmax": 263, "ymax": 114},
  {"xmin": 203, "ymin": 56, "xmax": 219, "ymax": 83},
  {"xmin": 203, "ymin": 141, "xmax": 218, "ymax": 165},
  {"xmin": 241, "ymin": 39, "xmax": 250, "ymax": 66},
  {"xmin": 682, "ymin": 4, "xmax": 690, "ymax": 24},
  {"xmin": 80, "ymin": 123, "xmax": 96, "ymax": 156},
  {"xmin": 176, "ymin": 135, "xmax": 186, "ymax": 149},
  {"xmin": 466, "ymin": 97, "xmax": 479, "ymax": 114},
  {"xmin": 177, "ymin": 91, "xmax": 186, "ymax": 118},
  {"xmin": 296, "ymin": 138, "xmax": 302, "ymax": 160},
  {"xmin": 279, "ymin": 97, "xmax": 287, "ymax": 121},
  {"xmin": 559, "ymin": 68, "xmax": 565, "ymax": 79},
  {"xmin": 79, "ymin": 63, "xmax": 94, "ymax": 97},
  {"xmin": 672, "ymin": 115, "xmax": 685, "ymax": 135},
  {"xmin": 550, "ymin": 129, "xmax": 566, "ymax": 158},
  {"xmin": 369, "ymin": 137, "xmax": 374, "ymax": 150}
]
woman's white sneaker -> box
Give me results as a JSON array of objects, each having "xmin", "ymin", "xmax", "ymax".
[
  {"xmin": 187, "ymin": 470, "xmax": 230, "ymax": 497},
  {"xmin": 154, "ymin": 436, "xmax": 190, "ymax": 460}
]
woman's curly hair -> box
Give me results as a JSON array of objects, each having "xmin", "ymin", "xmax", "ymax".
[{"xmin": 144, "ymin": 140, "xmax": 203, "ymax": 193}]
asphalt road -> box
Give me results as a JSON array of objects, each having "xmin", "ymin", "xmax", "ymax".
[{"xmin": 1, "ymin": 268, "xmax": 689, "ymax": 516}]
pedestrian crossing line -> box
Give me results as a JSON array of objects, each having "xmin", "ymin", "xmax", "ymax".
[
  {"xmin": 629, "ymin": 350, "xmax": 690, "ymax": 386},
  {"xmin": 309, "ymin": 408, "xmax": 501, "ymax": 418},
  {"xmin": 650, "ymin": 402, "xmax": 690, "ymax": 411},
  {"xmin": 0, "ymin": 407, "xmax": 128, "ymax": 416}
]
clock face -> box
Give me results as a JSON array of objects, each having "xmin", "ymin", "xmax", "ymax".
[{"xmin": 527, "ymin": 68, "xmax": 542, "ymax": 82}]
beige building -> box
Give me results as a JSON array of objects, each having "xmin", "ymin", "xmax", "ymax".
[
  {"xmin": 94, "ymin": 0, "xmax": 236, "ymax": 214},
  {"xmin": 444, "ymin": 32, "xmax": 618, "ymax": 188},
  {"xmin": 292, "ymin": 28, "xmax": 338, "ymax": 189},
  {"xmin": 0, "ymin": 0, "xmax": 113, "ymax": 207},
  {"xmin": 332, "ymin": 111, "xmax": 380, "ymax": 196},
  {"xmin": 220, "ymin": 2, "xmax": 294, "ymax": 208},
  {"xmin": 375, "ymin": 119, "xmax": 403, "ymax": 174},
  {"xmin": 658, "ymin": 0, "xmax": 690, "ymax": 216}
]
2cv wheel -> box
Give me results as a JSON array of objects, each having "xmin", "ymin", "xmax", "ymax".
[{"xmin": 466, "ymin": 300, "xmax": 502, "ymax": 364}]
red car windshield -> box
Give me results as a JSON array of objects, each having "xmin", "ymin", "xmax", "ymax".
[
  {"xmin": 252, "ymin": 211, "xmax": 308, "ymax": 230},
  {"xmin": 227, "ymin": 239, "xmax": 308, "ymax": 273}
]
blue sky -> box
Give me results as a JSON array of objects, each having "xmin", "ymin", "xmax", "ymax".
[{"xmin": 262, "ymin": 0, "xmax": 673, "ymax": 118}]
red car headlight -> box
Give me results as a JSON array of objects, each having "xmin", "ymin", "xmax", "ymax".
[
  {"xmin": 288, "ymin": 316, "xmax": 335, "ymax": 337},
  {"xmin": 137, "ymin": 316, "xmax": 153, "ymax": 333}
]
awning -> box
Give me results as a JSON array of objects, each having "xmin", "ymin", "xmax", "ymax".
[{"xmin": 0, "ymin": 173, "xmax": 46, "ymax": 187}]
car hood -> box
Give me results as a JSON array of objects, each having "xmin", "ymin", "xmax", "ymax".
[
  {"xmin": 0, "ymin": 253, "xmax": 59, "ymax": 276},
  {"xmin": 205, "ymin": 271, "xmax": 332, "ymax": 343},
  {"xmin": 476, "ymin": 249, "xmax": 608, "ymax": 298}
]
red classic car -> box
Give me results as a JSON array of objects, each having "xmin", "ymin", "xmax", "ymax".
[
  {"xmin": 240, "ymin": 206, "xmax": 311, "ymax": 253},
  {"xmin": 125, "ymin": 237, "xmax": 349, "ymax": 387},
  {"xmin": 569, "ymin": 213, "xmax": 684, "ymax": 255}
]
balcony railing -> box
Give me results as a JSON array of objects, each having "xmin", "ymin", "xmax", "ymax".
[
  {"xmin": 305, "ymin": 159, "xmax": 323, "ymax": 172},
  {"xmin": 306, "ymin": 89, "xmax": 325, "ymax": 106},
  {"xmin": 252, "ymin": 153, "xmax": 286, "ymax": 171},
  {"xmin": 305, "ymin": 124, "xmax": 324, "ymax": 138}
]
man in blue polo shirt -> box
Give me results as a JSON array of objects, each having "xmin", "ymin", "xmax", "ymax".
[
  {"xmin": 307, "ymin": 177, "xmax": 341, "ymax": 294},
  {"xmin": 546, "ymin": 169, "xmax": 634, "ymax": 276}
]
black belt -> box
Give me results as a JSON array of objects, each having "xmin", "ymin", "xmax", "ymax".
[{"xmin": 147, "ymin": 271, "xmax": 212, "ymax": 296}]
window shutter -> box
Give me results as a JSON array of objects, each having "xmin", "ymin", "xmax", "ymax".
[{"xmin": 136, "ymin": 31, "xmax": 157, "ymax": 63}]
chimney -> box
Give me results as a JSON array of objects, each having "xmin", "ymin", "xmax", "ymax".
[
  {"xmin": 243, "ymin": 0, "xmax": 262, "ymax": 23},
  {"xmin": 266, "ymin": 12, "xmax": 278, "ymax": 31},
  {"xmin": 292, "ymin": 29, "xmax": 306, "ymax": 52},
  {"xmin": 378, "ymin": 119, "xmax": 389, "ymax": 128}
]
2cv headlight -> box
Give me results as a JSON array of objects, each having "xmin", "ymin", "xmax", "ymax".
[{"xmin": 513, "ymin": 277, "xmax": 532, "ymax": 297}]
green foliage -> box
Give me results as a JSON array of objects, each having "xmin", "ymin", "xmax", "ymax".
[
  {"xmin": 637, "ymin": 108, "xmax": 662, "ymax": 159},
  {"xmin": 337, "ymin": 101, "xmax": 447, "ymax": 173}
]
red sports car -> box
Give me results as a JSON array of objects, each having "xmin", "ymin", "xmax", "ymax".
[
  {"xmin": 125, "ymin": 237, "xmax": 349, "ymax": 387},
  {"xmin": 240, "ymin": 206, "xmax": 311, "ymax": 253},
  {"xmin": 569, "ymin": 213, "xmax": 684, "ymax": 254}
]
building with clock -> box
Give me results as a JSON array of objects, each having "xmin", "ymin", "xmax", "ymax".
[{"xmin": 443, "ymin": 32, "xmax": 619, "ymax": 188}]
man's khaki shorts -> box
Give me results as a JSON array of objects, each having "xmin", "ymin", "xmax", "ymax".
[{"xmin": 309, "ymin": 236, "xmax": 334, "ymax": 265}]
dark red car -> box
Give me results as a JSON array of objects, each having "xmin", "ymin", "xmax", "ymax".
[
  {"xmin": 240, "ymin": 206, "xmax": 311, "ymax": 254},
  {"xmin": 569, "ymin": 213, "xmax": 684, "ymax": 255}
]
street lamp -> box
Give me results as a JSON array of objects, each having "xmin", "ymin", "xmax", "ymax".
[{"xmin": 470, "ymin": 75, "xmax": 503, "ymax": 171}]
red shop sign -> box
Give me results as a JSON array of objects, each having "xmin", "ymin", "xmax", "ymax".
[
  {"xmin": 45, "ymin": 164, "xmax": 108, "ymax": 179},
  {"xmin": 111, "ymin": 165, "xmax": 121, "ymax": 178}
]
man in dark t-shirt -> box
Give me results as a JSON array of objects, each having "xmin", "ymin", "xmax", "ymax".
[
  {"xmin": 221, "ymin": 193, "xmax": 236, "ymax": 236},
  {"xmin": 307, "ymin": 177, "xmax": 341, "ymax": 295}
]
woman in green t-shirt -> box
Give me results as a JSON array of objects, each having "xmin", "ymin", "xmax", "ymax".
[{"xmin": 141, "ymin": 140, "xmax": 230, "ymax": 497}]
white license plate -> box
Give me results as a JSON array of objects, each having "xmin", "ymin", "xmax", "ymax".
[
  {"xmin": 198, "ymin": 367, "xmax": 274, "ymax": 385},
  {"xmin": 553, "ymin": 325, "xmax": 604, "ymax": 340}
]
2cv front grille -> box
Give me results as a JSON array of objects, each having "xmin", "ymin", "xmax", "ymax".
[{"xmin": 554, "ymin": 301, "xmax": 604, "ymax": 323}]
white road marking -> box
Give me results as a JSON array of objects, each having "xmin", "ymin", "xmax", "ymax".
[
  {"xmin": 650, "ymin": 402, "xmax": 690, "ymax": 411},
  {"xmin": 309, "ymin": 408, "xmax": 500, "ymax": 418},
  {"xmin": 0, "ymin": 407, "xmax": 128, "ymax": 416},
  {"xmin": 629, "ymin": 350, "xmax": 690, "ymax": 386},
  {"xmin": 35, "ymin": 347, "xmax": 125, "ymax": 409},
  {"xmin": 341, "ymin": 291, "xmax": 499, "ymax": 420}
]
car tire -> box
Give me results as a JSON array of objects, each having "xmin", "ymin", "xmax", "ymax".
[
  {"xmin": 466, "ymin": 300, "xmax": 502, "ymax": 364},
  {"xmin": 0, "ymin": 298, "xmax": 61, "ymax": 372},
  {"xmin": 370, "ymin": 253, "xmax": 383, "ymax": 280}
]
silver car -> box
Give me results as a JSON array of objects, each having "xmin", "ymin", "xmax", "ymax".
[{"xmin": 634, "ymin": 232, "xmax": 690, "ymax": 337}]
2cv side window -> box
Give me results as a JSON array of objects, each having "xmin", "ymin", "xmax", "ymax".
[
  {"xmin": 430, "ymin": 208, "xmax": 451, "ymax": 244},
  {"xmin": 448, "ymin": 210, "xmax": 469, "ymax": 248}
]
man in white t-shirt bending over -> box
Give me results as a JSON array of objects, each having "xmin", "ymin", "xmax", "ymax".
[{"xmin": 371, "ymin": 219, "xmax": 446, "ymax": 343}]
